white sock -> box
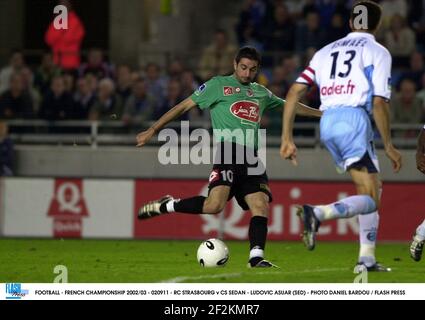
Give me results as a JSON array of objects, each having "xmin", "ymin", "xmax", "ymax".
[
  {"xmin": 166, "ymin": 200, "xmax": 176, "ymax": 213},
  {"xmin": 416, "ymin": 219, "xmax": 425, "ymax": 241},
  {"xmin": 358, "ymin": 211, "xmax": 379, "ymax": 267},
  {"xmin": 313, "ymin": 195, "xmax": 377, "ymax": 221},
  {"xmin": 249, "ymin": 247, "xmax": 264, "ymax": 260}
]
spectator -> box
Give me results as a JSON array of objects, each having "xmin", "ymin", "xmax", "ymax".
[
  {"xmin": 236, "ymin": 0, "xmax": 267, "ymax": 44},
  {"xmin": 385, "ymin": 14, "xmax": 416, "ymax": 68},
  {"xmin": 392, "ymin": 79, "xmax": 424, "ymax": 137},
  {"xmin": 325, "ymin": 12, "xmax": 349, "ymax": 43},
  {"xmin": 300, "ymin": 0, "xmax": 318, "ymax": 18},
  {"xmin": 122, "ymin": 79, "xmax": 157, "ymax": 125},
  {"xmin": 78, "ymin": 48, "xmax": 114, "ymax": 79},
  {"xmin": 63, "ymin": 71, "xmax": 76, "ymax": 94},
  {"xmin": 261, "ymin": 4, "xmax": 296, "ymax": 66},
  {"xmin": 89, "ymin": 78, "xmax": 123, "ymax": 121},
  {"xmin": 0, "ymin": 72, "xmax": 34, "ymax": 119},
  {"xmin": 281, "ymin": 55, "xmax": 300, "ymax": 83},
  {"xmin": 314, "ymin": 0, "xmax": 337, "ymax": 28},
  {"xmin": 155, "ymin": 79, "xmax": 184, "ymax": 120},
  {"xmin": 0, "ymin": 121, "xmax": 14, "ymax": 176},
  {"xmin": 296, "ymin": 11, "xmax": 327, "ymax": 53},
  {"xmin": 39, "ymin": 75, "xmax": 75, "ymax": 121},
  {"xmin": 45, "ymin": 0, "xmax": 85, "ymax": 72},
  {"xmin": 381, "ymin": 0, "xmax": 408, "ymax": 28},
  {"xmin": 269, "ymin": 65, "xmax": 290, "ymax": 97},
  {"xmin": 240, "ymin": 0, "xmax": 266, "ymax": 29},
  {"xmin": 145, "ymin": 63, "xmax": 167, "ymax": 105},
  {"xmin": 180, "ymin": 70, "xmax": 199, "ymax": 98},
  {"xmin": 167, "ymin": 59, "xmax": 185, "ymax": 81},
  {"xmin": 198, "ymin": 29, "xmax": 237, "ymax": 81},
  {"xmin": 407, "ymin": 0, "xmax": 425, "ymax": 51},
  {"xmin": 417, "ymin": 73, "xmax": 425, "ymax": 109},
  {"xmin": 21, "ymin": 67, "xmax": 42, "ymax": 114},
  {"xmin": 116, "ymin": 64, "xmax": 133, "ymax": 104},
  {"xmin": 84, "ymin": 73, "xmax": 98, "ymax": 95},
  {"xmin": 399, "ymin": 52, "xmax": 425, "ymax": 89},
  {"xmin": 34, "ymin": 52, "xmax": 61, "ymax": 96},
  {"xmin": 239, "ymin": 23, "xmax": 264, "ymax": 52},
  {"xmin": 0, "ymin": 50, "xmax": 25, "ymax": 94},
  {"xmin": 73, "ymin": 77, "xmax": 95, "ymax": 119}
]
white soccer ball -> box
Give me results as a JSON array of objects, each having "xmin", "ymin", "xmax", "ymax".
[{"xmin": 197, "ymin": 238, "xmax": 229, "ymax": 267}]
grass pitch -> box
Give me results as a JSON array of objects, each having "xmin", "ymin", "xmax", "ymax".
[{"xmin": 0, "ymin": 239, "xmax": 424, "ymax": 283}]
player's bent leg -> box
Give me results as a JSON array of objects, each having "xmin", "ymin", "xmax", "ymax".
[
  {"xmin": 349, "ymin": 168, "xmax": 380, "ymax": 208},
  {"xmin": 244, "ymin": 192, "xmax": 278, "ymax": 268},
  {"xmin": 202, "ymin": 185, "xmax": 231, "ymax": 215},
  {"xmin": 298, "ymin": 168, "xmax": 379, "ymax": 251},
  {"xmin": 138, "ymin": 186, "xmax": 230, "ymax": 220},
  {"xmin": 310, "ymin": 168, "xmax": 378, "ymax": 222}
]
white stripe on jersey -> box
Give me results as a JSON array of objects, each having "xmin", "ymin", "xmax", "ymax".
[{"xmin": 296, "ymin": 32, "xmax": 392, "ymax": 113}]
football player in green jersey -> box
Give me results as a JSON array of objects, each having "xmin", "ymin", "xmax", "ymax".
[{"xmin": 136, "ymin": 47, "xmax": 321, "ymax": 268}]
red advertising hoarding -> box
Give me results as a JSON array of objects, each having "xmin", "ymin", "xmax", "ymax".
[{"xmin": 134, "ymin": 180, "xmax": 425, "ymax": 241}]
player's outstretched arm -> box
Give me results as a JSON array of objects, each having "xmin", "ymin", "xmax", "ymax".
[
  {"xmin": 416, "ymin": 126, "xmax": 425, "ymax": 174},
  {"xmin": 295, "ymin": 102, "xmax": 322, "ymax": 118},
  {"xmin": 280, "ymin": 83, "xmax": 309, "ymax": 165},
  {"xmin": 372, "ymin": 96, "xmax": 402, "ymax": 173},
  {"xmin": 136, "ymin": 97, "xmax": 197, "ymax": 147}
]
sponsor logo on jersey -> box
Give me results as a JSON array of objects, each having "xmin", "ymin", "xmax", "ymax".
[
  {"xmin": 223, "ymin": 86, "xmax": 234, "ymax": 96},
  {"xmin": 246, "ymin": 89, "xmax": 254, "ymax": 97},
  {"xmin": 235, "ymin": 87, "xmax": 241, "ymax": 93},
  {"xmin": 320, "ymin": 80, "xmax": 356, "ymax": 96},
  {"xmin": 230, "ymin": 101, "xmax": 260, "ymax": 123}
]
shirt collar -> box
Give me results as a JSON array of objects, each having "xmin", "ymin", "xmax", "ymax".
[{"xmin": 346, "ymin": 32, "xmax": 376, "ymax": 41}]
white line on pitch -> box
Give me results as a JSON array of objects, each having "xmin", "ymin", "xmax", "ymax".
[{"xmin": 161, "ymin": 268, "xmax": 348, "ymax": 283}]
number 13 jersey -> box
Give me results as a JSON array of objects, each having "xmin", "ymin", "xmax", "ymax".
[{"xmin": 297, "ymin": 32, "xmax": 392, "ymax": 114}]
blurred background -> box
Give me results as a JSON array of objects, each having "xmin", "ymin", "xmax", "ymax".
[{"xmin": 0, "ymin": 0, "xmax": 424, "ymax": 241}]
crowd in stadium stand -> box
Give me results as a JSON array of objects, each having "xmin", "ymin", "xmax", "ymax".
[{"xmin": 0, "ymin": 0, "xmax": 424, "ymax": 133}]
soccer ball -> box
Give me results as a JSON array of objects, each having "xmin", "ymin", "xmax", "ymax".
[{"xmin": 197, "ymin": 238, "xmax": 229, "ymax": 267}]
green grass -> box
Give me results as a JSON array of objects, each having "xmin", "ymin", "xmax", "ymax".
[{"xmin": 0, "ymin": 239, "xmax": 424, "ymax": 283}]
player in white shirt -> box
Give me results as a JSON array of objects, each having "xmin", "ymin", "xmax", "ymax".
[
  {"xmin": 410, "ymin": 124, "xmax": 425, "ymax": 262},
  {"xmin": 280, "ymin": 1, "xmax": 402, "ymax": 273}
]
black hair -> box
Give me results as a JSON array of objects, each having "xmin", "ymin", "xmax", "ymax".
[
  {"xmin": 235, "ymin": 46, "xmax": 261, "ymax": 65},
  {"xmin": 350, "ymin": 1, "xmax": 382, "ymax": 32}
]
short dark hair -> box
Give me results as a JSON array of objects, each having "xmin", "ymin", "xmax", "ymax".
[
  {"xmin": 350, "ymin": 1, "xmax": 382, "ymax": 32},
  {"xmin": 235, "ymin": 47, "xmax": 262, "ymax": 65}
]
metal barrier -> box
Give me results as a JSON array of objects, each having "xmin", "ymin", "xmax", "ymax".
[{"xmin": 5, "ymin": 120, "xmax": 421, "ymax": 149}]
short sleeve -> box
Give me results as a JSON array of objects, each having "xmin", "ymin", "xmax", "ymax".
[
  {"xmin": 264, "ymin": 87, "xmax": 285, "ymax": 110},
  {"xmin": 371, "ymin": 48, "xmax": 392, "ymax": 101},
  {"xmin": 190, "ymin": 78, "xmax": 220, "ymax": 110},
  {"xmin": 296, "ymin": 52, "xmax": 319, "ymax": 86}
]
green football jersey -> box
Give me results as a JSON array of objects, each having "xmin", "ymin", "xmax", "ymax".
[{"xmin": 191, "ymin": 75, "xmax": 284, "ymax": 149}]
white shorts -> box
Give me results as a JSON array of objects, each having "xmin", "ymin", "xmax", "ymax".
[{"xmin": 320, "ymin": 107, "xmax": 380, "ymax": 173}]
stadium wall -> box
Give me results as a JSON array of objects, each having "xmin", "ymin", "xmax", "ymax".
[
  {"xmin": 0, "ymin": 177, "xmax": 424, "ymax": 241},
  {"xmin": 14, "ymin": 146, "xmax": 424, "ymax": 181}
]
